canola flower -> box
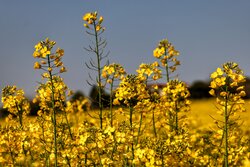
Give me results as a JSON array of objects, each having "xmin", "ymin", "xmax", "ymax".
[
  {"xmin": 33, "ymin": 38, "xmax": 68, "ymax": 166},
  {"xmin": 161, "ymin": 79, "xmax": 191, "ymax": 133},
  {"xmin": 0, "ymin": 11, "xmax": 250, "ymax": 167},
  {"xmin": 33, "ymin": 38, "xmax": 66, "ymax": 75},
  {"xmin": 83, "ymin": 11, "xmax": 107, "ymax": 129},
  {"xmin": 83, "ymin": 11, "xmax": 105, "ymax": 32},
  {"xmin": 209, "ymin": 62, "xmax": 246, "ymax": 167},
  {"xmin": 2, "ymin": 85, "xmax": 30, "ymax": 128},
  {"xmin": 114, "ymin": 74, "xmax": 149, "ymax": 107},
  {"xmin": 153, "ymin": 38, "xmax": 180, "ymax": 82},
  {"xmin": 136, "ymin": 61, "xmax": 162, "ymax": 82},
  {"xmin": 102, "ymin": 63, "xmax": 126, "ymax": 83},
  {"xmin": 209, "ymin": 62, "xmax": 246, "ymax": 114},
  {"xmin": 102, "ymin": 63, "xmax": 126, "ymax": 126}
]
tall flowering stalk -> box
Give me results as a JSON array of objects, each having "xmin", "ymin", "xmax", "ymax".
[
  {"xmin": 114, "ymin": 74, "xmax": 149, "ymax": 163},
  {"xmin": 161, "ymin": 80, "xmax": 191, "ymax": 134},
  {"xmin": 83, "ymin": 11, "xmax": 107, "ymax": 129},
  {"xmin": 153, "ymin": 38, "xmax": 180, "ymax": 82},
  {"xmin": 33, "ymin": 38, "xmax": 66, "ymax": 166},
  {"xmin": 209, "ymin": 62, "xmax": 246, "ymax": 166},
  {"xmin": 153, "ymin": 38, "xmax": 180, "ymax": 131},
  {"xmin": 2, "ymin": 86, "xmax": 30, "ymax": 129},
  {"xmin": 102, "ymin": 63, "xmax": 126, "ymax": 127},
  {"xmin": 136, "ymin": 62, "xmax": 162, "ymax": 137}
]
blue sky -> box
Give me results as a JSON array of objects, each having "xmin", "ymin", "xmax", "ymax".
[{"xmin": 0, "ymin": 0, "xmax": 250, "ymax": 98}]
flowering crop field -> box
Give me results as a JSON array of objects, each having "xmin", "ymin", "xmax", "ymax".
[{"xmin": 1, "ymin": 11, "xmax": 250, "ymax": 166}]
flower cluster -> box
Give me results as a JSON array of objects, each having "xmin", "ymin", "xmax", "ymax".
[
  {"xmin": 153, "ymin": 38, "xmax": 180, "ymax": 73},
  {"xmin": 113, "ymin": 75, "xmax": 149, "ymax": 106},
  {"xmin": 83, "ymin": 11, "xmax": 104, "ymax": 32},
  {"xmin": 136, "ymin": 61, "xmax": 162, "ymax": 81},
  {"xmin": 209, "ymin": 62, "xmax": 247, "ymax": 166},
  {"xmin": 1, "ymin": 11, "xmax": 250, "ymax": 167},
  {"xmin": 209, "ymin": 62, "xmax": 246, "ymax": 113},
  {"xmin": 102, "ymin": 63, "xmax": 126, "ymax": 83},
  {"xmin": 2, "ymin": 85, "xmax": 30, "ymax": 127},
  {"xmin": 162, "ymin": 80, "xmax": 191, "ymax": 110},
  {"xmin": 33, "ymin": 38, "xmax": 66, "ymax": 74},
  {"xmin": 35, "ymin": 76, "xmax": 69, "ymax": 115},
  {"xmin": 161, "ymin": 80, "xmax": 191, "ymax": 132}
]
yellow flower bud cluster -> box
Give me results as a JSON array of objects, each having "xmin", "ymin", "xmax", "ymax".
[
  {"xmin": 209, "ymin": 62, "xmax": 246, "ymax": 113},
  {"xmin": 136, "ymin": 61, "xmax": 162, "ymax": 81},
  {"xmin": 33, "ymin": 38, "xmax": 55, "ymax": 58},
  {"xmin": 162, "ymin": 80, "xmax": 191, "ymax": 113},
  {"xmin": 33, "ymin": 38, "xmax": 66, "ymax": 74},
  {"xmin": 83, "ymin": 11, "xmax": 104, "ymax": 32},
  {"xmin": 35, "ymin": 76, "xmax": 68, "ymax": 114},
  {"xmin": 102, "ymin": 63, "xmax": 126, "ymax": 83},
  {"xmin": 209, "ymin": 62, "xmax": 246, "ymax": 97},
  {"xmin": 133, "ymin": 147, "xmax": 155, "ymax": 166},
  {"xmin": 1, "ymin": 85, "xmax": 30, "ymax": 117},
  {"xmin": 114, "ymin": 75, "xmax": 149, "ymax": 106},
  {"xmin": 153, "ymin": 39, "xmax": 180, "ymax": 72}
]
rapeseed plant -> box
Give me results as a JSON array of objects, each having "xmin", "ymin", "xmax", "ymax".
[
  {"xmin": 209, "ymin": 62, "xmax": 246, "ymax": 166},
  {"xmin": 102, "ymin": 63, "xmax": 126, "ymax": 127},
  {"xmin": 0, "ymin": 11, "xmax": 250, "ymax": 167},
  {"xmin": 33, "ymin": 38, "xmax": 67, "ymax": 166},
  {"xmin": 2, "ymin": 85, "xmax": 30, "ymax": 129},
  {"xmin": 83, "ymin": 11, "xmax": 108, "ymax": 129}
]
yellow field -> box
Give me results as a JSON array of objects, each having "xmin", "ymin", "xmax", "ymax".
[{"xmin": 189, "ymin": 98, "xmax": 250, "ymax": 130}]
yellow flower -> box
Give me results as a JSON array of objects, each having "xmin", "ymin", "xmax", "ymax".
[
  {"xmin": 153, "ymin": 47, "xmax": 165, "ymax": 58},
  {"xmin": 210, "ymin": 72, "xmax": 218, "ymax": 79},
  {"xmin": 56, "ymin": 48, "xmax": 64, "ymax": 56},
  {"xmin": 96, "ymin": 25, "xmax": 101, "ymax": 31},
  {"xmin": 82, "ymin": 12, "xmax": 97, "ymax": 24},
  {"xmin": 60, "ymin": 66, "xmax": 67, "ymax": 73},
  {"xmin": 34, "ymin": 43, "xmax": 42, "ymax": 51},
  {"xmin": 216, "ymin": 68, "xmax": 223, "ymax": 75},
  {"xmin": 34, "ymin": 62, "xmax": 41, "ymax": 69},
  {"xmin": 40, "ymin": 46, "xmax": 50, "ymax": 58},
  {"xmin": 47, "ymin": 67, "xmax": 52, "ymax": 72},
  {"xmin": 239, "ymin": 91, "xmax": 246, "ymax": 97},
  {"xmin": 83, "ymin": 13, "xmax": 92, "ymax": 21},
  {"xmin": 33, "ymin": 51, "xmax": 41, "ymax": 58},
  {"xmin": 220, "ymin": 91, "xmax": 227, "ymax": 97},
  {"xmin": 209, "ymin": 89, "xmax": 215, "ymax": 96},
  {"xmin": 99, "ymin": 16, "xmax": 104, "ymax": 24}
]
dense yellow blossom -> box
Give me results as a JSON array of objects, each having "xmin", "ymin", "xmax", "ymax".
[
  {"xmin": 1, "ymin": 11, "xmax": 250, "ymax": 167},
  {"xmin": 136, "ymin": 62, "xmax": 162, "ymax": 81}
]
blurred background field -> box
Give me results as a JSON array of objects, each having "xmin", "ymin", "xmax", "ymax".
[
  {"xmin": 1, "ymin": 99, "xmax": 249, "ymax": 131},
  {"xmin": 189, "ymin": 99, "xmax": 250, "ymax": 131}
]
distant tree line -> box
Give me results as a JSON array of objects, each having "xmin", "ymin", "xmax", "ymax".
[{"xmin": 1, "ymin": 78, "xmax": 250, "ymax": 118}]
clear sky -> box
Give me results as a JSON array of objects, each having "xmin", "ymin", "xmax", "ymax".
[{"xmin": 0, "ymin": 0, "xmax": 250, "ymax": 98}]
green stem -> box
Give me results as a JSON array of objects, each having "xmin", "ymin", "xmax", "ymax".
[
  {"xmin": 47, "ymin": 55, "xmax": 58, "ymax": 167},
  {"xmin": 136, "ymin": 111, "xmax": 143, "ymax": 145},
  {"xmin": 64, "ymin": 110, "xmax": 73, "ymax": 140},
  {"xmin": 15, "ymin": 102, "xmax": 23, "ymax": 129},
  {"xmin": 152, "ymin": 109, "xmax": 157, "ymax": 137},
  {"xmin": 164, "ymin": 50, "xmax": 172, "ymax": 132},
  {"xmin": 224, "ymin": 92, "xmax": 229, "ymax": 167},
  {"xmin": 93, "ymin": 21, "xmax": 103, "ymax": 129},
  {"xmin": 164, "ymin": 49, "xmax": 170, "ymax": 83},
  {"xmin": 175, "ymin": 102, "xmax": 179, "ymax": 134},
  {"xmin": 110, "ymin": 78, "xmax": 114, "ymax": 127},
  {"xmin": 129, "ymin": 104, "xmax": 133, "ymax": 129}
]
